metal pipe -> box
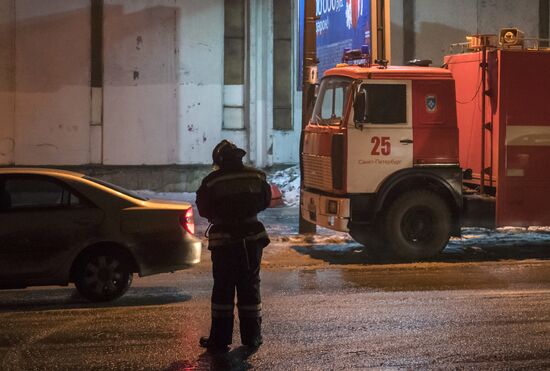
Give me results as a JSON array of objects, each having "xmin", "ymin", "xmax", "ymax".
[
  {"xmin": 299, "ymin": 0, "xmax": 317, "ymax": 234},
  {"xmin": 377, "ymin": 0, "xmax": 386, "ymax": 60},
  {"xmin": 480, "ymin": 47, "xmax": 486, "ymax": 194}
]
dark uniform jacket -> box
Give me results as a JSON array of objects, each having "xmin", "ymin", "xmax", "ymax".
[{"xmin": 196, "ymin": 164, "xmax": 271, "ymax": 249}]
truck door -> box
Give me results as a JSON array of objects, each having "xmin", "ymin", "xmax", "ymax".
[{"xmin": 347, "ymin": 80, "xmax": 413, "ymax": 193}]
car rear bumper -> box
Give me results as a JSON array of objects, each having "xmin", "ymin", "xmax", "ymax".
[{"xmin": 138, "ymin": 234, "xmax": 202, "ymax": 277}]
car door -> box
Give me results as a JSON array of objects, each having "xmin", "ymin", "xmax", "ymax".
[{"xmin": 0, "ymin": 175, "xmax": 103, "ymax": 281}]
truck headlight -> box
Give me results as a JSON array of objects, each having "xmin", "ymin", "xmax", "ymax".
[{"xmin": 327, "ymin": 200, "xmax": 338, "ymax": 215}]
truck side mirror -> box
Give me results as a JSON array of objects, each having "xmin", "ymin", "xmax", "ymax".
[
  {"xmin": 314, "ymin": 83, "xmax": 320, "ymax": 98},
  {"xmin": 353, "ymin": 87, "xmax": 368, "ymax": 126}
]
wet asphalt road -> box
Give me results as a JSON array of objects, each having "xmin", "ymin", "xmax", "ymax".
[
  {"xmin": 2, "ymin": 207, "xmax": 550, "ymax": 369},
  {"xmin": 1, "ymin": 242, "xmax": 550, "ymax": 370}
]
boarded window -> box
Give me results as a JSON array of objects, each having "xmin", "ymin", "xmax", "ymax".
[
  {"xmin": 273, "ymin": 0, "xmax": 292, "ymax": 130},
  {"xmin": 223, "ymin": 0, "xmax": 246, "ymax": 130}
]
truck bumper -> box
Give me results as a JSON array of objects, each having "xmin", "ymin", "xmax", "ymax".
[{"xmin": 300, "ymin": 190, "xmax": 350, "ymax": 232}]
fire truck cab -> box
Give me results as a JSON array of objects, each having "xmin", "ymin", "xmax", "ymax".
[
  {"xmin": 301, "ymin": 61, "xmax": 463, "ymax": 259},
  {"xmin": 302, "ymin": 45, "xmax": 550, "ymax": 260}
]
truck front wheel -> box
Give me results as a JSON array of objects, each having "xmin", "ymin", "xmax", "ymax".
[{"xmin": 383, "ymin": 190, "xmax": 451, "ymax": 260}]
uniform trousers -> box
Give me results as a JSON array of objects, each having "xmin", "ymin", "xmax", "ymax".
[{"xmin": 209, "ymin": 240, "xmax": 263, "ymax": 346}]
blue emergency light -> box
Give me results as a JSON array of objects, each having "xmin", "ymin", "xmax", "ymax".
[{"xmin": 341, "ymin": 45, "xmax": 371, "ymax": 67}]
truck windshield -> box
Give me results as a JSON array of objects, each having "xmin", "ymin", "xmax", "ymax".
[{"xmin": 312, "ymin": 77, "xmax": 352, "ymax": 126}]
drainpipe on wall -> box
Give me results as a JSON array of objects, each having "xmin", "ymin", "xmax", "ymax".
[
  {"xmin": 90, "ymin": 0, "xmax": 103, "ymax": 164},
  {"xmin": 298, "ymin": 0, "xmax": 317, "ymax": 234},
  {"xmin": 540, "ymin": 0, "xmax": 549, "ymax": 48},
  {"xmin": 402, "ymin": 0, "xmax": 415, "ymax": 63},
  {"xmin": 249, "ymin": 0, "xmax": 274, "ymax": 169}
]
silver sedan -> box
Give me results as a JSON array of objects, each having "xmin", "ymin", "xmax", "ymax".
[{"xmin": 0, "ymin": 168, "xmax": 201, "ymax": 302}]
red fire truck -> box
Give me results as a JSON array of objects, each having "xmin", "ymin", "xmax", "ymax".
[{"xmin": 300, "ymin": 35, "xmax": 550, "ymax": 259}]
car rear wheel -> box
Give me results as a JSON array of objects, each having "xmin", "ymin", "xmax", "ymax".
[
  {"xmin": 74, "ymin": 251, "xmax": 133, "ymax": 302},
  {"xmin": 383, "ymin": 190, "xmax": 451, "ymax": 260}
]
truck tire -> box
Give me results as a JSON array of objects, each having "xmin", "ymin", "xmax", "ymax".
[{"xmin": 383, "ymin": 190, "xmax": 451, "ymax": 260}]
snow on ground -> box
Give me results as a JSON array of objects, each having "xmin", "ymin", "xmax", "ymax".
[
  {"xmin": 138, "ymin": 164, "xmax": 302, "ymax": 206},
  {"xmin": 268, "ymin": 165, "xmax": 300, "ymax": 206},
  {"xmin": 137, "ymin": 189, "xmax": 352, "ymax": 244},
  {"xmin": 265, "ymin": 165, "xmax": 550, "ymax": 252},
  {"xmin": 447, "ymin": 227, "xmax": 550, "ymax": 252},
  {"xmin": 135, "ymin": 175, "xmax": 550, "ymax": 254}
]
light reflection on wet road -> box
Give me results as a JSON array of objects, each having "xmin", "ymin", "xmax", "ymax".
[
  {"xmin": 2, "ymin": 206, "xmax": 550, "ymax": 369},
  {"xmin": 1, "ymin": 247, "xmax": 550, "ymax": 370}
]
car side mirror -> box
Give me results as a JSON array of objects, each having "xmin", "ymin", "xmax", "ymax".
[{"xmin": 353, "ymin": 87, "xmax": 368, "ymax": 127}]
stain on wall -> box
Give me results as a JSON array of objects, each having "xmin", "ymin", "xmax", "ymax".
[
  {"xmin": 14, "ymin": 0, "xmax": 91, "ymax": 165},
  {"xmin": 103, "ymin": 0, "xmax": 179, "ymax": 165},
  {"xmin": 178, "ymin": 0, "xmax": 225, "ymax": 164}
]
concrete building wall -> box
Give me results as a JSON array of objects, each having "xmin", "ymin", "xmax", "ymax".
[
  {"xmin": 477, "ymin": 0, "xmax": 539, "ymax": 36},
  {"xmin": 390, "ymin": 0, "xmax": 404, "ymax": 67},
  {"xmin": 3, "ymin": 0, "xmax": 545, "ymax": 188},
  {"xmin": 1, "ymin": 0, "xmax": 300, "ymax": 171},
  {"xmin": 273, "ymin": 0, "xmax": 301, "ymax": 165},
  {"xmin": 414, "ymin": 0, "xmax": 478, "ymax": 66},
  {"xmin": 0, "ymin": 1, "xmax": 15, "ymax": 165},
  {"xmin": 14, "ymin": 0, "xmax": 91, "ymax": 165},
  {"xmin": 391, "ymin": 0, "xmax": 542, "ymax": 66},
  {"xmin": 104, "ymin": 0, "xmax": 275, "ymax": 167},
  {"xmin": 177, "ymin": 0, "xmax": 225, "ymax": 165},
  {"xmin": 103, "ymin": 0, "xmax": 179, "ymax": 165}
]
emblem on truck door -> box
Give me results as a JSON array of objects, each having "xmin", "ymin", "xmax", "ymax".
[{"xmin": 425, "ymin": 95, "xmax": 437, "ymax": 113}]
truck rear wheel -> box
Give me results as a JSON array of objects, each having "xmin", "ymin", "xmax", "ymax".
[{"xmin": 383, "ymin": 190, "xmax": 451, "ymax": 260}]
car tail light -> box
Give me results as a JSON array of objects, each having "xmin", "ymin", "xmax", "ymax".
[{"xmin": 180, "ymin": 208, "xmax": 195, "ymax": 235}]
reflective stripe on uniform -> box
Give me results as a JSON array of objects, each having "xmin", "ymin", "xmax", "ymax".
[
  {"xmin": 237, "ymin": 303, "xmax": 262, "ymax": 318},
  {"xmin": 212, "ymin": 180, "xmax": 263, "ymax": 198},
  {"xmin": 237, "ymin": 303, "xmax": 262, "ymax": 311},
  {"xmin": 211, "ymin": 302, "xmax": 235, "ymax": 318},
  {"xmin": 208, "ymin": 231, "xmax": 269, "ymax": 247},
  {"xmin": 206, "ymin": 173, "xmax": 265, "ymax": 188},
  {"xmin": 208, "ymin": 232, "xmax": 233, "ymax": 240}
]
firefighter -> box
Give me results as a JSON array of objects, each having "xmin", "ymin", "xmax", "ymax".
[
  {"xmin": 196, "ymin": 140, "xmax": 271, "ymax": 352},
  {"xmin": 0, "ymin": 182, "xmax": 10, "ymax": 210}
]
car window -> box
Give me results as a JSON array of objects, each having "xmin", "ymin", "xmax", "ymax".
[
  {"xmin": 83, "ymin": 176, "xmax": 149, "ymax": 201},
  {"xmin": 3, "ymin": 177, "xmax": 86, "ymax": 210},
  {"xmin": 70, "ymin": 192, "xmax": 86, "ymax": 207}
]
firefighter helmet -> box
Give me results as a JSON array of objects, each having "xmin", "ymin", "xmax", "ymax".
[{"xmin": 212, "ymin": 140, "xmax": 246, "ymax": 167}]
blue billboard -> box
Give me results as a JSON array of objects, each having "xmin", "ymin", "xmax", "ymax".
[{"xmin": 299, "ymin": 0, "xmax": 372, "ymax": 88}]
